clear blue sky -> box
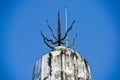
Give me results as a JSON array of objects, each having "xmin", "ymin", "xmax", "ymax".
[{"xmin": 0, "ymin": 0, "xmax": 120, "ymax": 80}]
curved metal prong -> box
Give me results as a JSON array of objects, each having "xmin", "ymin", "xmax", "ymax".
[
  {"xmin": 46, "ymin": 19, "xmax": 58, "ymax": 40},
  {"xmin": 67, "ymin": 33, "xmax": 77, "ymax": 48},
  {"xmin": 41, "ymin": 31, "xmax": 56, "ymax": 44},
  {"xmin": 44, "ymin": 39, "xmax": 54, "ymax": 49},
  {"xmin": 60, "ymin": 35, "xmax": 70, "ymax": 44},
  {"xmin": 61, "ymin": 20, "xmax": 75, "ymax": 41},
  {"xmin": 41, "ymin": 31, "xmax": 54, "ymax": 48}
]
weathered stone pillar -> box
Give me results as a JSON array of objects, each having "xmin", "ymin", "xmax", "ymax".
[{"xmin": 32, "ymin": 46, "xmax": 91, "ymax": 80}]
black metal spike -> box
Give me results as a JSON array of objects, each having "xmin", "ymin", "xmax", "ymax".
[
  {"xmin": 41, "ymin": 10, "xmax": 77, "ymax": 49},
  {"xmin": 58, "ymin": 10, "xmax": 61, "ymax": 46},
  {"xmin": 46, "ymin": 19, "xmax": 58, "ymax": 40}
]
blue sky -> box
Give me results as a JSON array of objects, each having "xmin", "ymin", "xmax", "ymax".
[{"xmin": 0, "ymin": 0, "xmax": 120, "ymax": 80}]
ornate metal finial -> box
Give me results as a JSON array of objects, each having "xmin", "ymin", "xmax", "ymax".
[{"xmin": 41, "ymin": 10, "xmax": 77, "ymax": 49}]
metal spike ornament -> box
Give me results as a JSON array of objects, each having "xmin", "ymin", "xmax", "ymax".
[
  {"xmin": 32, "ymin": 10, "xmax": 92, "ymax": 80},
  {"xmin": 41, "ymin": 11, "xmax": 77, "ymax": 49}
]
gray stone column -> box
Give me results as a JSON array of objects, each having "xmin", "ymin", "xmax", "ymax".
[{"xmin": 32, "ymin": 46, "xmax": 91, "ymax": 80}]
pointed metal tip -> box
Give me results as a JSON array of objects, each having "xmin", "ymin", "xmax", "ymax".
[
  {"xmin": 58, "ymin": 10, "xmax": 60, "ymax": 13},
  {"xmin": 58, "ymin": 10, "xmax": 60, "ymax": 17},
  {"xmin": 46, "ymin": 19, "xmax": 48, "ymax": 22},
  {"xmin": 40, "ymin": 30, "xmax": 44, "ymax": 36},
  {"xmin": 73, "ymin": 20, "xmax": 75, "ymax": 23}
]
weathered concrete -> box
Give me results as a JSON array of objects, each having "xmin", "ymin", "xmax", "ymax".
[{"xmin": 32, "ymin": 46, "xmax": 91, "ymax": 80}]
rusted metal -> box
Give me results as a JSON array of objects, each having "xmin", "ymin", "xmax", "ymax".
[{"xmin": 41, "ymin": 10, "xmax": 77, "ymax": 49}]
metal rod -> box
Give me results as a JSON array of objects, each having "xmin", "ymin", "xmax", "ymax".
[
  {"xmin": 58, "ymin": 10, "xmax": 61, "ymax": 46},
  {"xmin": 65, "ymin": 7, "xmax": 68, "ymax": 46}
]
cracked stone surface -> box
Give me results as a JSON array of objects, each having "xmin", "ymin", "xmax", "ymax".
[{"xmin": 32, "ymin": 46, "xmax": 91, "ymax": 80}]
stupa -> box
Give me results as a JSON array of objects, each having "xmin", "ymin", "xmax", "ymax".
[{"xmin": 32, "ymin": 10, "xmax": 91, "ymax": 80}]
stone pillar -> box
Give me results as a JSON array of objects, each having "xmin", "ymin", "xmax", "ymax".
[{"xmin": 32, "ymin": 46, "xmax": 91, "ymax": 80}]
